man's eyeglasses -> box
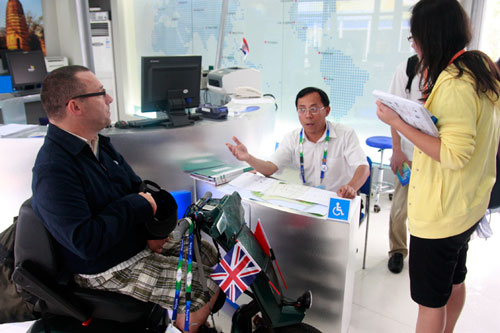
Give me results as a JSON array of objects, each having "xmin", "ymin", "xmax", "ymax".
[
  {"xmin": 407, "ymin": 35, "xmax": 413, "ymax": 42},
  {"xmin": 66, "ymin": 89, "xmax": 107, "ymax": 105},
  {"xmin": 297, "ymin": 106, "xmax": 325, "ymax": 115}
]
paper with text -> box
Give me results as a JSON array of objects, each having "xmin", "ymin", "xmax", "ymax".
[{"xmin": 373, "ymin": 89, "xmax": 439, "ymax": 137}]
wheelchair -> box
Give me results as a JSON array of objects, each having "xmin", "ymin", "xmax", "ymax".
[
  {"xmin": 12, "ymin": 199, "xmax": 167, "ymax": 332},
  {"xmin": 13, "ymin": 194, "xmax": 320, "ymax": 332}
]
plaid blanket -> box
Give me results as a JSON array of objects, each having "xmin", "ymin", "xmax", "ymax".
[{"xmin": 75, "ymin": 237, "xmax": 219, "ymax": 312}]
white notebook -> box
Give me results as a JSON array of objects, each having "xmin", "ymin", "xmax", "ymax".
[{"xmin": 373, "ymin": 89, "xmax": 439, "ymax": 137}]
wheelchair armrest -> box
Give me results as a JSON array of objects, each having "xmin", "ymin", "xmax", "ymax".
[{"xmin": 12, "ymin": 261, "xmax": 90, "ymax": 322}]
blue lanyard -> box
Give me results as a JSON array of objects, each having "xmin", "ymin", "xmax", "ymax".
[
  {"xmin": 171, "ymin": 220, "xmax": 194, "ymax": 331},
  {"xmin": 299, "ymin": 124, "xmax": 330, "ymax": 187}
]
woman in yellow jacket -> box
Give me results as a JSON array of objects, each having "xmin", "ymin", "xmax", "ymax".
[{"xmin": 376, "ymin": 0, "xmax": 500, "ymax": 332}]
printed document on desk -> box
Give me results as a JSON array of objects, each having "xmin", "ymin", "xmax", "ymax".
[
  {"xmin": 222, "ymin": 173, "xmax": 335, "ymax": 216},
  {"xmin": 228, "ymin": 173, "xmax": 276, "ymax": 192},
  {"xmin": 228, "ymin": 173, "xmax": 332, "ymax": 206},
  {"xmin": 373, "ymin": 89, "xmax": 439, "ymax": 137}
]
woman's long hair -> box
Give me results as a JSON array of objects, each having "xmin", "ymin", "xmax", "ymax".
[{"xmin": 411, "ymin": 0, "xmax": 500, "ymax": 100}]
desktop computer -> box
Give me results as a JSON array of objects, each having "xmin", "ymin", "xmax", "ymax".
[{"xmin": 5, "ymin": 50, "xmax": 47, "ymax": 94}]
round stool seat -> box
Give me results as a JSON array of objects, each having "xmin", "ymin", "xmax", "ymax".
[{"xmin": 366, "ymin": 136, "xmax": 392, "ymax": 150}]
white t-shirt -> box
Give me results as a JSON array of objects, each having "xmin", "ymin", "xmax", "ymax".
[
  {"xmin": 269, "ymin": 121, "xmax": 368, "ymax": 192},
  {"xmin": 389, "ymin": 58, "xmax": 423, "ymax": 161}
]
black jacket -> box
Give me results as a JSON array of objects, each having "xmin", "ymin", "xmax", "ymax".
[{"xmin": 32, "ymin": 124, "xmax": 153, "ymax": 274}]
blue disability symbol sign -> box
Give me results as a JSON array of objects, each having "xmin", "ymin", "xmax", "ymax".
[{"xmin": 328, "ymin": 197, "xmax": 350, "ymax": 222}]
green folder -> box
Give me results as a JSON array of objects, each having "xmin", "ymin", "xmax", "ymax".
[
  {"xmin": 179, "ymin": 155, "xmax": 226, "ymax": 172},
  {"xmin": 190, "ymin": 164, "xmax": 254, "ymax": 186}
]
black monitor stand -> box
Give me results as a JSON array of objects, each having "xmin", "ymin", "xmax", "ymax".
[
  {"xmin": 165, "ymin": 110, "xmax": 192, "ymax": 127},
  {"xmin": 165, "ymin": 99, "xmax": 193, "ymax": 128}
]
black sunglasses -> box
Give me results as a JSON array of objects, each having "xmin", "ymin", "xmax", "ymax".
[{"xmin": 66, "ymin": 89, "xmax": 106, "ymax": 105}]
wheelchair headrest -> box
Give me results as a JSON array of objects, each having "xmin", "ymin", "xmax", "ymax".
[{"xmin": 14, "ymin": 198, "xmax": 61, "ymax": 278}]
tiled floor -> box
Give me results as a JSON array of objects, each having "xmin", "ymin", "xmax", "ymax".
[
  {"xmin": 349, "ymin": 195, "xmax": 500, "ymax": 333},
  {"xmin": 2, "ymin": 195, "xmax": 499, "ymax": 332}
]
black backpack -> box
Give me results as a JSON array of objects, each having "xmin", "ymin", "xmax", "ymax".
[
  {"xmin": 405, "ymin": 54, "xmax": 419, "ymax": 94},
  {"xmin": 0, "ymin": 217, "xmax": 36, "ymax": 324}
]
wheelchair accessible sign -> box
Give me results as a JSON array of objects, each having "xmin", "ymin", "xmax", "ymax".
[{"xmin": 328, "ymin": 197, "xmax": 350, "ymax": 222}]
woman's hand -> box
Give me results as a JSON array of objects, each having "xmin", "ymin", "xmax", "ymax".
[
  {"xmin": 376, "ymin": 101, "xmax": 403, "ymax": 128},
  {"xmin": 377, "ymin": 101, "xmax": 442, "ymax": 162}
]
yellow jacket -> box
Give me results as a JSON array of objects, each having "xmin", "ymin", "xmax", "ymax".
[{"xmin": 408, "ymin": 65, "xmax": 500, "ymax": 239}]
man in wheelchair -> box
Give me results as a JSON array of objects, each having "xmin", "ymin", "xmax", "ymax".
[{"xmin": 26, "ymin": 65, "xmax": 220, "ymax": 332}]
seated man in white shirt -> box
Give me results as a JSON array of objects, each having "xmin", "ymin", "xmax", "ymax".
[{"xmin": 226, "ymin": 87, "xmax": 369, "ymax": 199}]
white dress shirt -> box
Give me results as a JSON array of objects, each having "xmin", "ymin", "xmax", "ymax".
[{"xmin": 269, "ymin": 121, "xmax": 368, "ymax": 192}]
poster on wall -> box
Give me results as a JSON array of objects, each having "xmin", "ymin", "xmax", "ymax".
[{"xmin": 0, "ymin": 0, "xmax": 44, "ymax": 54}]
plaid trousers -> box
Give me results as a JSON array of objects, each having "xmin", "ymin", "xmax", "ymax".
[{"xmin": 75, "ymin": 237, "xmax": 220, "ymax": 313}]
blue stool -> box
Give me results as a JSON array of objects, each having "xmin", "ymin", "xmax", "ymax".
[{"xmin": 366, "ymin": 136, "xmax": 394, "ymax": 213}]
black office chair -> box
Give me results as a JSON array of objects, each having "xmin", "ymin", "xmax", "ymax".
[
  {"xmin": 359, "ymin": 157, "xmax": 372, "ymax": 269},
  {"xmin": 12, "ymin": 199, "xmax": 165, "ymax": 332}
]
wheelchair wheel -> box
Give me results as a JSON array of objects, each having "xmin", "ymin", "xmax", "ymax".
[
  {"xmin": 254, "ymin": 323, "xmax": 322, "ymax": 333},
  {"xmin": 275, "ymin": 323, "xmax": 321, "ymax": 332}
]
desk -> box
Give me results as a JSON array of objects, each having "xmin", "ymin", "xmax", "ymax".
[
  {"xmin": 0, "ymin": 93, "xmax": 45, "ymax": 124},
  {"xmin": 194, "ymin": 179, "xmax": 360, "ymax": 333},
  {"xmin": 108, "ymin": 102, "xmax": 277, "ymax": 193}
]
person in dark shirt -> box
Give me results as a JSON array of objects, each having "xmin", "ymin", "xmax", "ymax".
[{"xmin": 32, "ymin": 65, "xmax": 219, "ymax": 332}]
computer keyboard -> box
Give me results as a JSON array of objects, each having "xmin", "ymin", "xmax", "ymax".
[
  {"xmin": 127, "ymin": 117, "xmax": 170, "ymax": 128},
  {"xmin": 12, "ymin": 89, "xmax": 41, "ymax": 97}
]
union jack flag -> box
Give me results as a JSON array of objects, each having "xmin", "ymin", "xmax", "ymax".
[{"xmin": 210, "ymin": 242, "xmax": 261, "ymax": 303}]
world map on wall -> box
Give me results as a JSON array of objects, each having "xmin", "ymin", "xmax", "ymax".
[{"xmin": 136, "ymin": 0, "xmax": 377, "ymax": 121}]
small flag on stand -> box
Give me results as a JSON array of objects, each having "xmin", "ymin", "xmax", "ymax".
[
  {"xmin": 240, "ymin": 37, "xmax": 250, "ymax": 56},
  {"xmin": 210, "ymin": 241, "xmax": 261, "ymax": 303}
]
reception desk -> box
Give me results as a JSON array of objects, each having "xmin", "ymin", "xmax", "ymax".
[{"xmin": 195, "ymin": 180, "xmax": 359, "ymax": 333}]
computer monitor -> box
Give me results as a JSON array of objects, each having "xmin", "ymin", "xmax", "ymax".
[
  {"xmin": 141, "ymin": 55, "xmax": 201, "ymax": 127},
  {"xmin": 0, "ymin": 49, "xmax": 23, "ymax": 73},
  {"xmin": 6, "ymin": 50, "xmax": 48, "ymax": 92}
]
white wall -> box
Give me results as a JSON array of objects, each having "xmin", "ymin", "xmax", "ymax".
[
  {"xmin": 460, "ymin": 0, "xmax": 485, "ymax": 50},
  {"xmin": 42, "ymin": 0, "xmax": 489, "ymax": 127},
  {"xmin": 42, "ymin": 0, "xmax": 85, "ymax": 66},
  {"xmin": 109, "ymin": 0, "xmax": 140, "ymax": 120}
]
